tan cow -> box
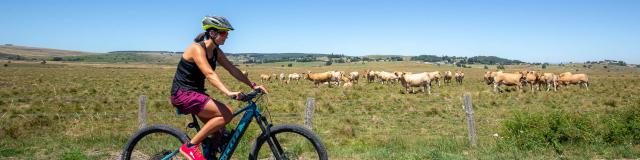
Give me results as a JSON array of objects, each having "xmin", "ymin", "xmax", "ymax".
[
  {"xmin": 455, "ymin": 71, "xmax": 464, "ymax": 84},
  {"xmin": 287, "ymin": 73, "xmax": 302, "ymax": 84},
  {"xmin": 540, "ymin": 73, "xmax": 558, "ymax": 91},
  {"xmin": 305, "ymin": 71, "xmax": 335, "ymax": 87},
  {"xmin": 278, "ymin": 73, "xmax": 286, "ymax": 83},
  {"xmin": 398, "ymin": 72, "xmax": 432, "ymax": 94},
  {"xmin": 443, "ymin": 71, "xmax": 453, "ymax": 84},
  {"xmin": 521, "ymin": 70, "xmax": 542, "ymax": 91},
  {"xmin": 377, "ymin": 71, "xmax": 398, "ymax": 84},
  {"xmin": 241, "ymin": 70, "xmax": 249, "ymax": 77},
  {"xmin": 329, "ymin": 71, "xmax": 343, "ymax": 86},
  {"xmin": 260, "ymin": 74, "xmax": 272, "ymax": 83},
  {"xmin": 366, "ymin": 70, "xmax": 376, "ymax": 83},
  {"xmin": 484, "ymin": 70, "xmax": 503, "ymax": 85},
  {"xmin": 426, "ymin": 71, "xmax": 442, "ymax": 87},
  {"xmin": 557, "ymin": 72, "xmax": 589, "ymax": 90},
  {"xmin": 493, "ymin": 72, "xmax": 526, "ymax": 93},
  {"xmin": 349, "ymin": 71, "xmax": 360, "ymax": 84}
]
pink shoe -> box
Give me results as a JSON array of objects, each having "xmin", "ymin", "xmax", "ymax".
[{"xmin": 179, "ymin": 142, "xmax": 204, "ymax": 160}]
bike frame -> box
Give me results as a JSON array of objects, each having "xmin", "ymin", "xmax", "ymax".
[{"xmin": 164, "ymin": 101, "xmax": 285, "ymax": 160}]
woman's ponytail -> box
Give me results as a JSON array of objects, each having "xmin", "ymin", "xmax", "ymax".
[{"xmin": 193, "ymin": 32, "xmax": 207, "ymax": 42}]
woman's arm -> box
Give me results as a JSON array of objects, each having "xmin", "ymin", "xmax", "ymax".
[
  {"xmin": 190, "ymin": 45, "xmax": 235, "ymax": 96},
  {"xmin": 217, "ymin": 49, "xmax": 268, "ymax": 93},
  {"xmin": 216, "ymin": 48, "xmax": 253, "ymax": 87}
]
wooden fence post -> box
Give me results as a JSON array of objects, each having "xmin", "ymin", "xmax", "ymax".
[
  {"xmin": 464, "ymin": 92, "xmax": 477, "ymax": 147},
  {"xmin": 138, "ymin": 95, "xmax": 147, "ymax": 130},
  {"xmin": 304, "ymin": 98, "xmax": 316, "ymax": 130}
]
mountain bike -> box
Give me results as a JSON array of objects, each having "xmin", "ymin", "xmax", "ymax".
[{"xmin": 121, "ymin": 89, "xmax": 328, "ymax": 160}]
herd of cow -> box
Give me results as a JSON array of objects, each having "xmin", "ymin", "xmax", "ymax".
[
  {"xmin": 484, "ymin": 70, "xmax": 590, "ymax": 93},
  {"xmin": 252, "ymin": 70, "xmax": 465, "ymax": 94},
  {"xmin": 248, "ymin": 69, "xmax": 590, "ymax": 94}
]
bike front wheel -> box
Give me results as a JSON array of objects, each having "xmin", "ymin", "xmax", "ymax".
[
  {"xmin": 249, "ymin": 124, "xmax": 328, "ymax": 160},
  {"xmin": 121, "ymin": 124, "xmax": 189, "ymax": 160}
]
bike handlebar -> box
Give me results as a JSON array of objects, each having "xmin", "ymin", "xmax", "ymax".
[{"xmin": 231, "ymin": 89, "xmax": 263, "ymax": 102}]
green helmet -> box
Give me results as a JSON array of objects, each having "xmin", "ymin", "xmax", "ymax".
[{"xmin": 202, "ymin": 16, "xmax": 234, "ymax": 31}]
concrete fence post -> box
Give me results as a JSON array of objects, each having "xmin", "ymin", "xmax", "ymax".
[
  {"xmin": 304, "ymin": 98, "xmax": 316, "ymax": 130},
  {"xmin": 138, "ymin": 95, "xmax": 147, "ymax": 130},
  {"xmin": 464, "ymin": 92, "xmax": 477, "ymax": 147}
]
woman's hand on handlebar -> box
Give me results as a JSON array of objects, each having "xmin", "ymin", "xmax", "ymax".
[
  {"xmin": 252, "ymin": 85, "xmax": 269, "ymax": 94},
  {"xmin": 226, "ymin": 91, "xmax": 244, "ymax": 100}
]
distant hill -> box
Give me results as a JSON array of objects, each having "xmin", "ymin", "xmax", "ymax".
[
  {"xmin": 0, "ymin": 44, "xmax": 95, "ymax": 58},
  {"xmin": 0, "ymin": 44, "xmax": 527, "ymax": 65}
]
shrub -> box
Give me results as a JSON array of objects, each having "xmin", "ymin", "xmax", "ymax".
[
  {"xmin": 502, "ymin": 106, "xmax": 640, "ymax": 153},
  {"xmin": 484, "ymin": 65, "xmax": 488, "ymax": 69}
]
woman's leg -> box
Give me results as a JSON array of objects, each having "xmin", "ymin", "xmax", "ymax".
[{"xmin": 190, "ymin": 99, "xmax": 235, "ymax": 144}]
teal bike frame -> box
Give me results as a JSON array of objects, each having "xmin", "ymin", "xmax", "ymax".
[{"xmin": 163, "ymin": 93, "xmax": 284, "ymax": 160}]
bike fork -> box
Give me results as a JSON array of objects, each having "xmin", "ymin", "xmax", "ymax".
[{"xmin": 258, "ymin": 116, "xmax": 285, "ymax": 159}]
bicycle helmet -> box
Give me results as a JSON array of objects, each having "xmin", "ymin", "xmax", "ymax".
[{"xmin": 202, "ymin": 16, "xmax": 234, "ymax": 31}]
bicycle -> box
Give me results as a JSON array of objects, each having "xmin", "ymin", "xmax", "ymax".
[{"xmin": 121, "ymin": 89, "xmax": 328, "ymax": 160}]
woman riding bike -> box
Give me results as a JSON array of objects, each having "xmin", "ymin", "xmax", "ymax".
[{"xmin": 170, "ymin": 15, "xmax": 268, "ymax": 160}]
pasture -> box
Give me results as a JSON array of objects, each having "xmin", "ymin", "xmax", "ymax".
[{"xmin": 1, "ymin": 61, "xmax": 639, "ymax": 159}]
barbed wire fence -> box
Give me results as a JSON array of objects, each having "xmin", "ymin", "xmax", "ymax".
[{"xmin": 1, "ymin": 92, "xmax": 483, "ymax": 149}]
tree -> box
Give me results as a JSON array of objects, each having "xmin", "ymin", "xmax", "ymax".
[
  {"xmin": 484, "ymin": 65, "xmax": 489, "ymax": 69},
  {"xmin": 287, "ymin": 63, "xmax": 293, "ymax": 67},
  {"xmin": 542, "ymin": 63, "xmax": 548, "ymax": 69},
  {"xmin": 325, "ymin": 61, "xmax": 332, "ymax": 66},
  {"xmin": 617, "ymin": 61, "xmax": 627, "ymax": 66}
]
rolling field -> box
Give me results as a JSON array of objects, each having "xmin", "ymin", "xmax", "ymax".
[{"xmin": 1, "ymin": 61, "xmax": 640, "ymax": 159}]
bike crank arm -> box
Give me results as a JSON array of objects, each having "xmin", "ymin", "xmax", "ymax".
[{"xmin": 161, "ymin": 148, "xmax": 180, "ymax": 160}]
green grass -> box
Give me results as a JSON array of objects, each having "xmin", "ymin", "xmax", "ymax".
[{"xmin": 1, "ymin": 61, "xmax": 639, "ymax": 159}]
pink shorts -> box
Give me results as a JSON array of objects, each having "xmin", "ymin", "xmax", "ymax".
[{"xmin": 170, "ymin": 89, "xmax": 211, "ymax": 115}]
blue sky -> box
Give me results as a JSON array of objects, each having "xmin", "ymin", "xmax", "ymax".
[{"xmin": 1, "ymin": 0, "xmax": 639, "ymax": 64}]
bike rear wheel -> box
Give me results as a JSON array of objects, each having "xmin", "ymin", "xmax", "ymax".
[
  {"xmin": 249, "ymin": 124, "xmax": 328, "ymax": 160},
  {"xmin": 121, "ymin": 124, "xmax": 189, "ymax": 160}
]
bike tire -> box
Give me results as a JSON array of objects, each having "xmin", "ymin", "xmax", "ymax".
[
  {"xmin": 249, "ymin": 124, "xmax": 328, "ymax": 160},
  {"xmin": 121, "ymin": 124, "xmax": 189, "ymax": 160}
]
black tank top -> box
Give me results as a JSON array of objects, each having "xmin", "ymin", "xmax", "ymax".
[{"xmin": 171, "ymin": 42, "xmax": 218, "ymax": 95}]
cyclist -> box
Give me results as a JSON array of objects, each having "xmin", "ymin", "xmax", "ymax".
[{"xmin": 170, "ymin": 16, "xmax": 268, "ymax": 160}]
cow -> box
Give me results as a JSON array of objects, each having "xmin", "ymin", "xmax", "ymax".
[
  {"xmin": 260, "ymin": 74, "xmax": 272, "ymax": 83},
  {"xmin": 305, "ymin": 71, "xmax": 335, "ymax": 87},
  {"xmin": 540, "ymin": 73, "xmax": 558, "ymax": 92},
  {"xmin": 484, "ymin": 70, "xmax": 503, "ymax": 85},
  {"xmin": 426, "ymin": 71, "xmax": 442, "ymax": 87},
  {"xmin": 287, "ymin": 73, "xmax": 302, "ymax": 84},
  {"xmin": 521, "ymin": 70, "xmax": 542, "ymax": 91},
  {"xmin": 557, "ymin": 72, "xmax": 589, "ymax": 90},
  {"xmin": 349, "ymin": 72, "xmax": 360, "ymax": 84},
  {"xmin": 443, "ymin": 71, "xmax": 453, "ymax": 84},
  {"xmin": 493, "ymin": 72, "xmax": 526, "ymax": 93},
  {"xmin": 366, "ymin": 70, "xmax": 376, "ymax": 83},
  {"xmin": 278, "ymin": 73, "xmax": 286, "ymax": 83},
  {"xmin": 377, "ymin": 71, "xmax": 398, "ymax": 84},
  {"xmin": 241, "ymin": 70, "xmax": 249, "ymax": 78},
  {"xmin": 329, "ymin": 71, "xmax": 343, "ymax": 86},
  {"xmin": 398, "ymin": 72, "xmax": 432, "ymax": 94},
  {"xmin": 455, "ymin": 71, "xmax": 464, "ymax": 84}
]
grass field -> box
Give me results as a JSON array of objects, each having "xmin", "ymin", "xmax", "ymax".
[{"xmin": 1, "ymin": 60, "xmax": 639, "ymax": 159}]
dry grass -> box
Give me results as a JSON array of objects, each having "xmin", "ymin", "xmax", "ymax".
[{"xmin": 1, "ymin": 60, "xmax": 639, "ymax": 159}]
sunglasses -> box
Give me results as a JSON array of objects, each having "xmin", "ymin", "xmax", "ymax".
[{"xmin": 218, "ymin": 31, "xmax": 228, "ymax": 37}]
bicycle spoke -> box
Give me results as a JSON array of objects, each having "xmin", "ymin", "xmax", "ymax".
[
  {"xmin": 129, "ymin": 132, "xmax": 184, "ymax": 160},
  {"xmin": 256, "ymin": 132, "xmax": 321, "ymax": 160}
]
